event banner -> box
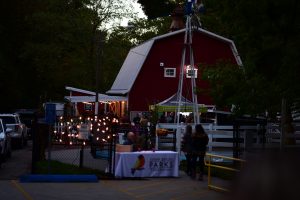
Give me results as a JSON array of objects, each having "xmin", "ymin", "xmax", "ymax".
[{"xmin": 114, "ymin": 151, "xmax": 179, "ymax": 178}]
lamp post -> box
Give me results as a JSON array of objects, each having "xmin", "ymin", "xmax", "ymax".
[{"xmin": 95, "ymin": 31, "xmax": 103, "ymax": 116}]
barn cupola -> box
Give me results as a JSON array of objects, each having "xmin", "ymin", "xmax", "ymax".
[{"xmin": 169, "ymin": 6, "xmax": 184, "ymax": 32}]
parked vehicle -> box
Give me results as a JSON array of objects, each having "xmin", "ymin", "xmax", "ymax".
[
  {"xmin": 0, "ymin": 119, "xmax": 12, "ymax": 163},
  {"xmin": 0, "ymin": 113, "xmax": 27, "ymax": 148},
  {"xmin": 15, "ymin": 109, "xmax": 37, "ymax": 139}
]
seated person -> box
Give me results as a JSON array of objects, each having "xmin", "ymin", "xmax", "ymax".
[
  {"xmin": 123, "ymin": 132, "xmax": 136, "ymax": 145},
  {"xmin": 123, "ymin": 132, "xmax": 144, "ymax": 151}
]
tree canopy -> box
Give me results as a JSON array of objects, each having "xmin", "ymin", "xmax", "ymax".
[
  {"xmin": 0, "ymin": 0, "xmax": 139, "ymax": 112},
  {"xmin": 201, "ymin": 0, "xmax": 300, "ymax": 117}
]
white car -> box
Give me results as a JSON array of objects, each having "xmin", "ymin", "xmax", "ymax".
[
  {"xmin": 0, "ymin": 119, "xmax": 12, "ymax": 163},
  {"xmin": 0, "ymin": 113, "xmax": 27, "ymax": 148}
]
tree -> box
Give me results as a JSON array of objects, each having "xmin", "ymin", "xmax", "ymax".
[
  {"xmin": 21, "ymin": 0, "xmax": 97, "ymax": 103},
  {"xmin": 200, "ymin": 0, "xmax": 300, "ymax": 118},
  {"xmin": 138, "ymin": 0, "xmax": 180, "ymax": 19},
  {"xmin": 0, "ymin": 0, "xmax": 142, "ymax": 111}
]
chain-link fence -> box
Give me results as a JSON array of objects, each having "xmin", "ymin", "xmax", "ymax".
[{"xmin": 31, "ymin": 115, "xmax": 156, "ymax": 177}]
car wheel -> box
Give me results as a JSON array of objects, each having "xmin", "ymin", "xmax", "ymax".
[
  {"xmin": 6, "ymin": 147, "xmax": 12, "ymax": 158},
  {"xmin": 23, "ymin": 137, "xmax": 28, "ymax": 146},
  {"xmin": 18, "ymin": 136, "xmax": 24, "ymax": 149},
  {"xmin": 5, "ymin": 142, "xmax": 11, "ymax": 158},
  {"xmin": 0, "ymin": 154, "xmax": 4, "ymax": 165}
]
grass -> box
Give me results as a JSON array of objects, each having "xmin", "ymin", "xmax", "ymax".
[
  {"xmin": 35, "ymin": 159, "xmax": 238, "ymax": 181},
  {"xmin": 35, "ymin": 160, "xmax": 113, "ymax": 179}
]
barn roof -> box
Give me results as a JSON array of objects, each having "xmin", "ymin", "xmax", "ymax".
[{"xmin": 106, "ymin": 28, "xmax": 242, "ymax": 95}]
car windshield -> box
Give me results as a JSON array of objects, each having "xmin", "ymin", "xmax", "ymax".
[{"xmin": 0, "ymin": 116, "xmax": 16, "ymax": 124}]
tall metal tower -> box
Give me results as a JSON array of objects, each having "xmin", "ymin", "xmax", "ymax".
[{"xmin": 175, "ymin": 0, "xmax": 203, "ymax": 151}]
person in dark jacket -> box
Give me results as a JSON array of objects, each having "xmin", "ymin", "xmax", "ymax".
[
  {"xmin": 181, "ymin": 125, "xmax": 193, "ymax": 176},
  {"xmin": 191, "ymin": 124, "xmax": 209, "ymax": 180}
]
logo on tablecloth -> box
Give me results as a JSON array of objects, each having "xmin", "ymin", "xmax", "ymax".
[
  {"xmin": 131, "ymin": 155, "xmax": 145, "ymax": 175},
  {"xmin": 149, "ymin": 158, "xmax": 174, "ymax": 171}
]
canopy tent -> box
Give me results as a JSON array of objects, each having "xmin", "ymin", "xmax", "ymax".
[
  {"xmin": 149, "ymin": 93, "xmax": 215, "ymax": 113},
  {"xmin": 64, "ymin": 95, "xmax": 127, "ymax": 103}
]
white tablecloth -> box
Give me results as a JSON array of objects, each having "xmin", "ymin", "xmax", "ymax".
[{"xmin": 114, "ymin": 151, "xmax": 179, "ymax": 178}]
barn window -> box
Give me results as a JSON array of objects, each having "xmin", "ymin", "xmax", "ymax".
[
  {"xmin": 84, "ymin": 103, "xmax": 92, "ymax": 111},
  {"xmin": 186, "ymin": 65, "xmax": 198, "ymax": 78},
  {"xmin": 164, "ymin": 68, "xmax": 176, "ymax": 77}
]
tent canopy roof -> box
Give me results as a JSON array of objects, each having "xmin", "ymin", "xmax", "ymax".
[{"xmin": 150, "ymin": 93, "xmax": 215, "ymax": 112}]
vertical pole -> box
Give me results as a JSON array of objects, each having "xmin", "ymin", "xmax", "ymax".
[
  {"xmin": 47, "ymin": 125, "xmax": 51, "ymax": 174},
  {"xmin": 109, "ymin": 133, "xmax": 113, "ymax": 175},
  {"xmin": 233, "ymin": 120, "xmax": 240, "ymax": 159},
  {"xmin": 31, "ymin": 115, "xmax": 37, "ymax": 174},
  {"xmin": 95, "ymin": 32, "xmax": 102, "ymax": 116},
  {"xmin": 207, "ymin": 155, "xmax": 211, "ymax": 187},
  {"xmin": 280, "ymin": 98, "xmax": 286, "ymax": 150},
  {"xmin": 176, "ymin": 17, "xmax": 189, "ymax": 152},
  {"xmin": 79, "ymin": 144, "xmax": 84, "ymax": 168}
]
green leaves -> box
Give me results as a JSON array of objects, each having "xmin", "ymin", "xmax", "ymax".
[
  {"xmin": 0, "ymin": 0, "xmax": 143, "ymax": 111},
  {"xmin": 200, "ymin": 0, "xmax": 300, "ymax": 117},
  {"xmin": 138, "ymin": 0, "xmax": 180, "ymax": 19}
]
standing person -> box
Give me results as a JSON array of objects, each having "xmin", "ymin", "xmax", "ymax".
[
  {"xmin": 133, "ymin": 113, "xmax": 141, "ymax": 126},
  {"xmin": 181, "ymin": 124, "xmax": 193, "ymax": 176},
  {"xmin": 191, "ymin": 124, "xmax": 209, "ymax": 180}
]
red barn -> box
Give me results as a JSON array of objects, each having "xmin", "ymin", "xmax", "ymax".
[{"xmin": 106, "ymin": 28, "xmax": 242, "ymax": 117}]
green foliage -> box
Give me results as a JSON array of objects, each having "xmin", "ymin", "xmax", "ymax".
[
  {"xmin": 138, "ymin": 0, "xmax": 182, "ymax": 19},
  {"xmin": 203, "ymin": 62, "xmax": 276, "ymax": 117},
  {"xmin": 21, "ymin": 0, "xmax": 96, "ymax": 102},
  {"xmin": 36, "ymin": 160, "xmax": 110, "ymax": 178},
  {"xmin": 201, "ymin": 0, "xmax": 300, "ymax": 117},
  {"xmin": 109, "ymin": 17, "xmax": 172, "ymax": 45},
  {"xmin": 0, "ymin": 0, "xmax": 140, "ymax": 111}
]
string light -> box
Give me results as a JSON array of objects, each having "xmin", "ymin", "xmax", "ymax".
[{"xmin": 51, "ymin": 114, "xmax": 119, "ymax": 148}]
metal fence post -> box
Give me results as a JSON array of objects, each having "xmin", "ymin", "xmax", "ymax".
[{"xmin": 79, "ymin": 144, "xmax": 84, "ymax": 168}]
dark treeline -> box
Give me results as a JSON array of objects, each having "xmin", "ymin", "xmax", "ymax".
[
  {"xmin": 0, "ymin": 0, "xmax": 135, "ymax": 112},
  {"xmin": 0, "ymin": 0, "xmax": 97, "ymax": 111}
]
